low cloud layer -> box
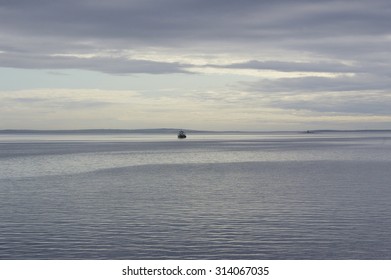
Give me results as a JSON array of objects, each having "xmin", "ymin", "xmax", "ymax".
[{"xmin": 0, "ymin": 53, "xmax": 190, "ymax": 74}]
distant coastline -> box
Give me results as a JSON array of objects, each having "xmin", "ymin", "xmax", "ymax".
[
  {"xmin": 1, "ymin": 128, "xmax": 391, "ymax": 134},
  {"xmin": 0, "ymin": 128, "xmax": 187, "ymax": 134}
]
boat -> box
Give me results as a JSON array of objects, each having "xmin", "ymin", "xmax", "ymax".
[{"xmin": 177, "ymin": 130, "xmax": 187, "ymax": 139}]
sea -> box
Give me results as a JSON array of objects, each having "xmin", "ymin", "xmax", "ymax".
[{"xmin": 1, "ymin": 130, "xmax": 391, "ymax": 259}]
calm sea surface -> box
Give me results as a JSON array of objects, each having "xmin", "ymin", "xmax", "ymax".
[{"xmin": 1, "ymin": 132, "xmax": 391, "ymax": 259}]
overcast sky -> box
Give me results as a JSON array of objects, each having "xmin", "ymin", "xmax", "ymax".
[{"xmin": 1, "ymin": 0, "xmax": 391, "ymax": 130}]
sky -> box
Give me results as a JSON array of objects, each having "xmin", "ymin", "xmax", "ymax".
[{"xmin": 1, "ymin": 0, "xmax": 391, "ymax": 131}]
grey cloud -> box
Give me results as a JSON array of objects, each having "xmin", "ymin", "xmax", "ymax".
[
  {"xmin": 0, "ymin": 0, "xmax": 260, "ymax": 41},
  {"xmin": 0, "ymin": 52, "xmax": 190, "ymax": 74},
  {"xmin": 2, "ymin": 0, "xmax": 389, "ymax": 45},
  {"xmin": 247, "ymin": 74, "xmax": 391, "ymax": 93},
  {"xmin": 1, "ymin": 0, "xmax": 391, "ymax": 74}
]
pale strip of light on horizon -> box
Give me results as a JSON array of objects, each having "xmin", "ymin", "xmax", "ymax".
[{"xmin": 187, "ymin": 67, "xmax": 348, "ymax": 78}]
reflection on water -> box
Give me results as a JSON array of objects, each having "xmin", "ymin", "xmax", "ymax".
[{"xmin": 1, "ymin": 132, "xmax": 391, "ymax": 259}]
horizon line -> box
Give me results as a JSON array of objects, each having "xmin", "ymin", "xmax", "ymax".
[{"xmin": 1, "ymin": 128, "xmax": 391, "ymax": 134}]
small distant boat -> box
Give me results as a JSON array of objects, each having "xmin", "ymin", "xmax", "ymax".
[{"xmin": 177, "ymin": 130, "xmax": 186, "ymax": 139}]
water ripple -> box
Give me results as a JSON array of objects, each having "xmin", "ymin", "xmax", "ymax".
[{"xmin": 1, "ymin": 134, "xmax": 391, "ymax": 259}]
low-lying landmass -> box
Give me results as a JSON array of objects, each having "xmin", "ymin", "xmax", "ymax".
[{"xmin": 0, "ymin": 128, "xmax": 391, "ymax": 134}]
